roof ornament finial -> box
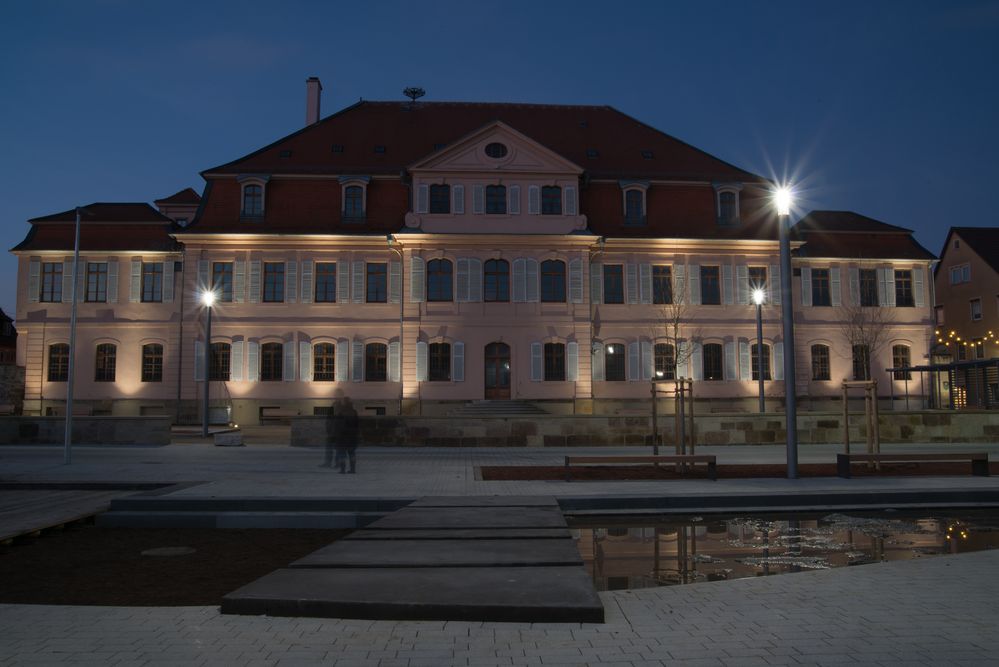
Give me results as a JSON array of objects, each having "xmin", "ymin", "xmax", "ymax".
[{"xmin": 403, "ymin": 86, "xmax": 425, "ymax": 109}]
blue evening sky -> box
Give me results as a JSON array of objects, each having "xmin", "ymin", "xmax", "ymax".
[{"xmin": 2, "ymin": 1, "xmax": 997, "ymax": 317}]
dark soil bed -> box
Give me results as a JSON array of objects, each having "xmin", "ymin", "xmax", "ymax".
[
  {"xmin": 482, "ymin": 461, "xmax": 999, "ymax": 481},
  {"xmin": 0, "ymin": 525, "xmax": 345, "ymax": 606}
]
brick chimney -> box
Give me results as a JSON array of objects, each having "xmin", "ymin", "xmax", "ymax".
[{"xmin": 306, "ymin": 77, "xmax": 322, "ymax": 126}]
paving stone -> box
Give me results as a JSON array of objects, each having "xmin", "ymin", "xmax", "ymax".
[
  {"xmin": 290, "ymin": 538, "xmax": 581, "ymax": 568},
  {"xmin": 364, "ymin": 506, "xmax": 568, "ymax": 530},
  {"xmin": 408, "ymin": 496, "xmax": 559, "ymax": 507}
]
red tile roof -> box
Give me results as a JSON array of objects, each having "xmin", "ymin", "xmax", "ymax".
[
  {"xmin": 154, "ymin": 188, "xmax": 202, "ymax": 205},
  {"xmin": 14, "ymin": 203, "xmax": 180, "ymax": 253},
  {"xmin": 28, "ymin": 203, "xmax": 174, "ymax": 224},
  {"xmin": 793, "ymin": 211, "xmax": 935, "ymax": 260},
  {"xmin": 203, "ymin": 101, "xmax": 767, "ymax": 183}
]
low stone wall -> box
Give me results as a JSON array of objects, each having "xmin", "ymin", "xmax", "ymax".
[
  {"xmin": 291, "ymin": 410, "xmax": 999, "ymax": 447},
  {"xmin": 0, "ymin": 417, "xmax": 172, "ymax": 446}
]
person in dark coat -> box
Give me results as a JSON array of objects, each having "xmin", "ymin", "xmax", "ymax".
[{"xmin": 334, "ymin": 395, "xmax": 359, "ymax": 473}]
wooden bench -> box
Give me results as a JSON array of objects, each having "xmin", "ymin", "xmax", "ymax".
[
  {"xmin": 837, "ymin": 452, "xmax": 990, "ymax": 478},
  {"xmin": 259, "ymin": 407, "xmax": 300, "ymax": 423},
  {"xmin": 564, "ymin": 455, "xmax": 717, "ymax": 481}
]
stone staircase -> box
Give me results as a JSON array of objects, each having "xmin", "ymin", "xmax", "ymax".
[{"xmin": 448, "ymin": 400, "xmax": 548, "ymax": 417}]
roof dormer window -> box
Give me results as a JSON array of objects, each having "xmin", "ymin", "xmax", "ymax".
[
  {"xmin": 620, "ymin": 180, "xmax": 648, "ymax": 226},
  {"xmin": 238, "ymin": 175, "xmax": 269, "ymax": 220},
  {"xmin": 713, "ymin": 183, "xmax": 743, "ymax": 226},
  {"xmin": 339, "ymin": 175, "xmax": 370, "ymax": 223}
]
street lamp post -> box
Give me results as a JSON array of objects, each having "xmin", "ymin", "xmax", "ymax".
[
  {"xmin": 752, "ymin": 288, "xmax": 766, "ymax": 413},
  {"xmin": 63, "ymin": 207, "xmax": 84, "ymax": 465},
  {"xmin": 775, "ymin": 186, "xmax": 798, "ymax": 479},
  {"xmin": 201, "ymin": 290, "xmax": 215, "ymax": 438}
]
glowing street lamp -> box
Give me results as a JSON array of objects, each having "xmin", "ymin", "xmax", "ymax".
[
  {"xmin": 752, "ymin": 287, "xmax": 766, "ymax": 414},
  {"xmin": 201, "ymin": 289, "xmax": 216, "ymax": 437},
  {"xmin": 775, "ymin": 183, "xmax": 798, "ymax": 478}
]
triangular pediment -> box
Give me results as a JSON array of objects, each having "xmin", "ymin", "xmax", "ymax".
[{"xmin": 409, "ymin": 121, "xmax": 583, "ymax": 175}]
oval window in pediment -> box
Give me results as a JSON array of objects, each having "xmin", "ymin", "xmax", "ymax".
[{"xmin": 484, "ymin": 142, "xmax": 508, "ymax": 159}]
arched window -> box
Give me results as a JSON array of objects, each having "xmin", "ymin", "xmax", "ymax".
[
  {"xmin": 892, "ymin": 344, "xmax": 912, "ymax": 380},
  {"xmin": 242, "ymin": 184, "xmax": 263, "ymax": 217},
  {"xmin": 605, "ymin": 343, "xmax": 626, "ymax": 381},
  {"xmin": 95, "ymin": 343, "xmax": 117, "ymax": 382},
  {"xmin": 427, "ymin": 259, "xmax": 453, "ymax": 302},
  {"xmin": 541, "ymin": 186, "xmax": 562, "ymax": 215},
  {"xmin": 544, "ymin": 342, "xmax": 565, "ymax": 381},
  {"xmin": 344, "ymin": 185, "xmax": 364, "ymax": 220},
  {"xmin": 624, "ymin": 189, "xmax": 644, "ymax": 225},
  {"xmin": 718, "ymin": 191, "xmax": 737, "ymax": 224},
  {"xmin": 365, "ymin": 343, "xmax": 387, "ymax": 382},
  {"xmin": 260, "ymin": 342, "xmax": 283, "ymax": 381},
  {"xmin": 429, "ymin": 184, "xmax": 450, "ymax": 214},
  {"xmin": 484, "ymin": 259, "xmax": 509, "ymax": 302},
  {"xmin": 485, "ymin": 185, "xmax": 507, "ymax": 214},
  {"xmin": 540, "ymin": 260, "xmax": 566, "ymax": 303},
  {"xmin": 142, "ymin": 343, "xmax": 164, "ymax": 382},
  {"xmin": 811, "ymin": 344, "xmax": 830, "ymax": 381},
  {"xmin": 654, "ymin": 343, "xmax": 675, "ymax": 380},
  {"xmin": 751, "ymin": 343, "xmax": 771, "ymax": 381},
  {"xmin": 209, "ymin": 342, "xmax": 231, "ymax": 381},
  {"xmin": 48, "ymin": 344, "xmax": 69, "ymax": 382},
  {"xmin": 702, "ymin": 343, "xmax": 723, "ymax": 381},
  {"xmin": 429, "ymin": 342, "xmax": 451, "ymax": 381},
  {"xmin": 313, "ymin": 343, "xmax": 335, "ymax": 381}
]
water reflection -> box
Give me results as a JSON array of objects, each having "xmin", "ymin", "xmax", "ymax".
[{"xmin": 571, "ymin": 511, "xmax": 999, "ymax": 591}]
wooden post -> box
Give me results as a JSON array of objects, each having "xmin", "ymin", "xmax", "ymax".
[
  {"xmin": 688, "ymin": 379, "xmax": 695, "ymax": 456},
  {"xmin": 872, "ymin": 379, "xmax": 880, "ymax": 455},
  {"xmin": 842, "ymin": 382, "xmax": 850, "ymax": 455}
]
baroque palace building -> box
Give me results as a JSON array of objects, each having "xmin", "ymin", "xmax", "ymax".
[{"xmin": 12, "ymin": 80, "xmax": 936, "ymax": 423}]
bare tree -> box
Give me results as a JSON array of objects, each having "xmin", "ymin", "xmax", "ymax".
[
  {"xmin": 655, "ymin": 287, "xmax": 701, "ymax": 380},
  {"xmin": 838, "ymin": 302, "xmax": 895, "ymax": 380}
]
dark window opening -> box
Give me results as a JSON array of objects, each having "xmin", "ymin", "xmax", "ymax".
[
  {"xmin": 852, "ymin": 344, "xmax": 871, "ymax": 381},
  {"xmin": 603, "ymin": 265, "xmax": 624, "ymax": 304},
  {"xmin": 540, "ymin": 260, "xmax": 566, "ymax": 303},
  {"xmin": 541, "ymin": 186, "xmax": 562, "ymax": 215},
  {"xmin": 605, "ymin": 343, "xmax": 626, "ymax": 381},
  {"xmin": 365, "ymin": 343, "xmax": 387, "ymax": 382},
  {"xmin": 892, "ymin": 345, "xmax": 911, "ymax": 380},
  {"xmin": 485, "ymin": 185, "xmax": 507, "ymax": 214},
  {"xmin": 86, "ymin": 262, "xmax": 107, "ymax": 302},
  {"xmin": 142, "ymin": 343, "xmax": 163, "ymax": 382},
  {"xmin": 366, "ymin": 263, "xmax": 388, "ymax": 303},
  {"xmin": 895, "ymin": 270, "xmax": 914, "ymax": 307},
  {"xmin": 811, "ymin": 344, "xmax": 830, "ymax": 381},
  {"xmin": 426, "ymin": 259, "xmax": 453, "ymax": 302},
  {"xmin": 41, "ymin": 263, "xmax": 62, "ymax": 302},
  {"xmin": 484, "ymin": 142, "xmax": 508, "ymax": 158},
  {"xmin": 242, "ymin": 184, "xmax": 263, "ymax": 217},
  {"xmin": 484, "ymin": 259, "xmax": 509, "ymax": 302},
  {"xmin": 48, "ymin": 344, "xmax": 69, "ymax": 382},
  {"xmin": 95, "ymin": 343, "xmax": 116, "ymax": 382},
  {"xmin": 544, "ymin": 343, "xmax": 566, "ymax": 381},
  {"xmin": 208, "ymin": 342, "xmax": 230, "ymax": 381},
  {"xmin": 344, "ymin": 185, "xmax": 364, "ymax": 221},
  {"xmin": 429, "ymin": 343, "xmax": 451, "ymax": 382},
  {"xmin": 653, "ymin": 265, "xmax": 672, "ymax": 304},
  {"xmin": 263, "ymin": 262, "xmax": 284, "ymax": 302},
  {"xmin": 142, "ymin": 263, "xmax": 163, "ymax": 302},
  {"xmin": 703, "ymin": 343, "xmax": 723, "ymax": 381},
  {"xmin": 700, "ymin": 266, "xmax": 721, "ymax": 305},
  {"xmin": 751, "ymin": 343, "xmax": 772, "ymax": 381},
  {"xmin": 313, "ymin": 343, "xmax": 335, "ymax": 381},
  {"xmin": 654, "ymin": 343, "xmax": 675, "ymax": 380},
  {"xmin": 811, "ymin": 268, "xmax": 831, "ymax": 307},
  {"xmin": 624, "ymin": 190, "xmax": 644, "ymax": 225},
  {"xmin": 260, "ymin": 342, "xmax": 282, "ymax": 381},
  {"xmin": 315, "ymin": 262, "xmax": 336, "ymax": 302},
  {"xmin": 860, "ymin": 269, "xmax": 878, "ymax": 307},
  {"xmin": 429, "ymin": 184, "xmax": 450, "ymax": 214},
  {"xmin": 212, "ymin": 262, "xmax": 233, "ymax": 302}
]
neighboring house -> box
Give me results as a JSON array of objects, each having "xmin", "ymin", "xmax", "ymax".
[
  {"xmin": 0, "ymin": 308, "xmax": 16, "ymax": 365},
  {"xmin": 11, "ymin": 79, "xmax": 936, "ymax": 423}
]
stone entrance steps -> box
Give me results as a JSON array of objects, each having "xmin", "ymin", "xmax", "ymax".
[
  {"xmin": 449, "ymin": 400, "xmax": 549, "ymax": 417},
  {"xmin": 221, "ymin": 496, "xmax": 604, "ymax": 623}
]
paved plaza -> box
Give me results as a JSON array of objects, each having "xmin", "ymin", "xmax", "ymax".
[{"xmin": 2, "ymin": 440, "xmax": 999, "ymax": 664}]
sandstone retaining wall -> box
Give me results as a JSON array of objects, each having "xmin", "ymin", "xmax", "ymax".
[{"xmin": 0, "ymin": 417, "xmax": 172, "ymax": 446}]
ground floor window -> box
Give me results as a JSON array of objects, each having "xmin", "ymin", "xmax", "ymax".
[
  {"xmin": 703, "ymin": 343, "xmax": 723, "ymax": 381},
  {"xmin": 751, "ymin": 343, "xmax": 771, "ymax": 381},
  {"xmin": 313, "ymin": 343, "xmax": 335, "ymax": 381},
  {"xmin": 366, "ymin": 343, "xmax": 387, "ymax": 381},
  {"xmin": 429, "ymin": 342, "xmax": 451, "ymax": 381},
  {"xmin": 654, "ymin": 343, "xmax": 675, "ymax": 380},
  {"xmin": 605, "ymin": 343, "xmax": 626, "ymax": 381},
  {"xmin": 95, "ymin": 343, "xmax": 116, "ymax": 382},
  {"xmin": 892, "ymin": 344, "xmax": 911, "ymax": 380},
  {"xmin": 142, "ymin": 343, "xmax": 163, "ymax": 382},
  {"xmin": 209, "ymin": 342, "xmax": 231, "ymax": 381},
  {"xmin": 852, "ymin": 344, "xmax": 871, "ymax": 381},
  {"xmin": 544, "ymin": 342, "xmax": 565, "ymax": 381},
  {"xmin": 811, "ymin": 344, "xmax": 830, "ymax": 381},
  {"xmin": 48, "ymin": 344, "xmax": 69, "ymax": 382},
  {"xmin": 260, "ymin": 342, "xmax": 282, "ymax": 381}
]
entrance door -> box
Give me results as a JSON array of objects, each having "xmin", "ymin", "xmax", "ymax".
[{"xmin": 484, "ymin": 342, "xmax": 511, "ymax": 399}]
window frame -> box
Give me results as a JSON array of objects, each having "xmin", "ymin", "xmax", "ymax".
[
  {"xmin": 894, "ymin": 269, "xmax": 914, "ymax": 307},
  {"xmin": 654, "ymin": 342, "xmax": 676, "ymax": 380},
  {"xmin": 623, "ymin": 188, "xmax": 645, "ymax": 226},
  {"xmin": 40, "ymin": 262, "xmax": 63, "ymax": 302},
  {"xmin": 700, "ymin": 266, "xmax": 721, "ymax": 305},
  {"xmin": 484, "ymin": 259, "xmax": 510, "ymax": 302},
  {"xmin": 260, "ymin": 342, "xmax": 283, "ymax": 381},
  {"xmin": 702, "ymin": 343, "xmax": 723, "ymax": 381},
  {"xmin": 208, "ymin": 342, "xmax": 231, "ymax": 382},
  {"xmin": 429, "ymin": 184, "xmax": 451, "ymax": 214},
  {"xmin": 94, "ymin": 343, "xmax": 117, "ymax": 382},
  {"xmin": 892, "ymin": 344, "xmax": 911, "ymax": 380},
  {"xmin": 541, "ymin": 186, "xmax": 562, "ymax": 215},
  {"xmin": 540, "ymin": 260, "xmax": 566, "ymax": 303},
  {"xmin": 970, "ymin": 297, "xmax": 982, "ymax": 321},
  {"xmin": 366, "ymin": 262, "xmax": 388, "ymax": 303},
  {"xmin": 652, "ymin": 265, "xmax": 673, "ymax": 305},
  {"xmin": 314, "ymin": 262, "xmax": 337, "ymax": 303},
  {"xmin": 141, "ymin": 343, "xmax": 164, "ymax": 382},
  {"xmin": 543, "ymin": 342, "xmax": 566, "ymax": 381},
  {"xmin": 852, "ymin": 344, "xmax": 871, "ymax": 381},
  {"xmin": 241, "ymin": 183, "xmax": 264, "ymax": 217},
  {"xmin": 212, "ymin": 262, "xmax": 234, "ymax": 302},
  {"xmin": 365, "ymin": 342, "xmax": 388, "ymax": 382},
  {"xmin": 428, "ymin": 342, "xmax": 451, "ymax": 382},
  {"xmin": 859, "ymin": 268, "xmax": 878, "ymax": 307},
  {"xmin": 141, "ymin": 262, "xmax": 163, "ymax": 303},
  {"xmin": 426, "ymin": 259, "xmax": 453, "ymax": 302},
  {"xmin": 485, "ymin": 185, "xmax": 507, "ymax": 215},
  {"xmin": 262, "ymin": 262, "xmax": 285, "ymax": 302},
  {"xmin": 811, "ymin": 344, "xmax": 831, "ymax": 381},
  {"xmin": 313, "ymin": 342, "xmax": 336, "ymax": 381},
  {"xmin": 751, "ymin": 343, "xmax": 772, "ymax": 381},
  {"xmin": 343, "ymin": 185, "xmax": 365, "ymax": 221},
  {"xmin": 85, "ymin": 262, "xmax": 108, "ymax": 303},
  {"xmin": 603, "ymin": 265, "xmax": 624, "ymax": 304},
  {"xmin": 604, "ymin": 343, "xmax": 626, "ymax": 381},
  {"xmin": 47, "ymin": 343, "xmax": 69, "ymax": 382},
  {"xmin": 811, "ymin": 268, "xmax": 831, "ymax": 307}
]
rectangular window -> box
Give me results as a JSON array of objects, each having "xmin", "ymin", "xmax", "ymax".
[
  {"xmin": 260, "ymin": 343, "xmax": 282, "ymax": 381},
  {"xmin": 934, "ymin": 305, "xmax": 945, "ymax": 325},
  {"xmin": 949, "ymin": 264, "xmax": 971, "ymax": 284},
  {"xmin": 971, "ymin": 298, "xmax": 982, "ymax": 321},
  {"xmin": 892, "ymin": 345, "xmax": 911, "ymax": 380},
  {"xmin": 852, "ymin": 344, "xmax": 870, "ymax": 381},
  {"xmin": 95, "ymin": 343, "xmax": 116, "ymax": 382},
  {"xmin": 40, "ymin": 263, "xmax": 63, "ymax": 302},
  {"xmin": 859, "ymin": 269, "xmax": 878, "ymax": 307},
  {"xmin": 605, "ymin": 343, "xmax": 626, "ymax": 381},
  {"xmin": 541, "ymin": 186, "xmax": 562, "ymax": 215},
  {"xmin": 208, "ymin": 342, "xmax": 231, "ymax": 381},
  {"xmin": 212, "ymin": 262, "xmax": 233, "ymax": 302},
  {"xmin": 429, "ymin": 343, "xmax": 451, "ymax": 381},
  {"xmin": 703, "ymin": 343, "xmax": 723, "ymax": 381},
  {"xmin": 811, "ymin": 268, "xmax": 831, "ymax": 306},
  {"xmin": 603, "ymin": 265, "xmax": 624, "ymax": 304},
  {"xmin": 86, "ymin": 262, "xmax": 108, "ymax": 302},
  {"xmin": 313, "ymin": 343, "xmax": 335, "ymax": 381},
  {"xmin": 263, "ymin": 262, "xmax": 284, "ymax": 302},
  {"xmin": 624, "ymin": 190, "xmax": 644, "ymax": 226},
  {"xmin": 701, "ymin": 266, "xmax": 721, "ymax": 305},
  {"xmin": 973, "ymin": 339, "xmax": 985, "ymax": 359},
  {"xmin": 544, "ymin": 343, "xmax": 566, "ymax": 381},
  {"xmin": 315, "ymin": 262, "xmax": 336, "ymax": 302},
  {"xmin": 142, "ymin": 344, "xmax": 163, "ymax": 382},
  {"xmin": 365, "ymin": 343, "xmax": 387, "ymax": 382},
  {"xmin": 429, "ymin": 185, "xmax": 450, "ymax": 214},
  {"xmin": 652, "ymin": 265, "xmax": 672, "ymax": 304},
  {"xmin": 894, "ymin": 270, "xmax": 914, "ymax": 307},
  {"xmin": 142, "ymin": 262, "xmax": 163, "ymax": 302},
  {"xmin": 366, "ymin": 263, "xmax": 387, "ymax": 303},
  {"xmin": 485, "ymin": 185, "xmax": 506, "ymax": 214},
  {"xmin": 47, "ymin": 344, "xmax": 69, "ymax": 382},
  {"xmin": 751, "ymin": 344, "xmax": 771, "ymax": 381},
  {"xmin": 811, "ymin": 345, "xmax": 830, "ymax": 381},
  {"xmin": 654, "ymin": 343, "xmax": 675, "ymax": 380},
  {"xmin": 748, "ymin": 266, "xmax": 767, "ymax": 294}
]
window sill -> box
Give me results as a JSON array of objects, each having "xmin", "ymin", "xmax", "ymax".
[
  {"xmin": 240, "ymin": 214, "xmax": 265, "ymax": 222},
  {"xmin": 342, "ymin": 215, "xmax": 367, "ymax": 224}
]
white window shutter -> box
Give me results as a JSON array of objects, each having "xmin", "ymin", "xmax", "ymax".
[
  {"xmin": 472, "ymin": 185, "xmax": 484, "ymax": 214},
  {"xmin": 301, "ymin": 260, "xmax": 313, "ymax": 304},
  {"xmin": 569, "ymin": 258, "xmax": 583, "ymax": 303},
  {"xmin": 774, "ymin": 342, "xmax": 785, "ymax": 381},
  {"xmin": 677, "ymin": 341, "xmax": 689, "ymax": 379},
  {"xmin": 886, "ymin": 270, "xmax": 897, "ymax": 307},
  {"xmin": 283, "ymin": 340, "xmax": 295, "ymax": 381},
  {"xmin": 770, "ymin": 264, "xmax": 781, "ymax": 305},
  {"xmin": 417, "ymin": 185, "xmax": 429, "ymax": 214},
  {"xmin": 389, "ymin": 260, "xmax": 402, "ymax": 304},
  {"xmin": 830, "ymin": 267, "xmax": 842, "ymax": 307},
  {"xmin": 249, "ymin": 260, "xmax": 261, "ymax": 303},
  {"xmin": 512, "ymin": 258, "xmax": 527, "ymax": 302},
  {"xmin": 337, "ymin": 260, "xmax": 350, "ymax": 303},
  {"xmin": 689, "ymin": 264, "xmax": 701, "ymax": 305},
  {"xmin": 107, "ymin": 260, "xmax": 118, "ymax": 303},
  {"xmin": 849, "ymin": 267, "xmax": 860, "ymax": 305},
  {"xmin": 285, "ymin": 261, "xmax": 297, "ymax": 303},
  {"xmin": 722, "ymin": 264, "xmax": 733, "ymax": 305},
  {"xmin": 525, "ymin": 258, "xmax": 539, "ymax": 302},
  {"xmin": 129, "ymin": 258, "xmax": 141, "ymax": 302},
  {"xmin": 351, "ymin": 341, "xmax": 363, "ymax": 381},
  {"xmin": 628, "ymin": 342, "xmax": 639, "ymax": 381},
  {"xmin": 231, "ymin": 340, "xmax": 244, "ymax": 381},
  {"xmin": 163, "ymin": 259, "xmax": 174, "ymax": 303},
  {"xmin": 913, "ymin": 267, "xmax": 925, "ymax": 308},
  {"xmin": 801, "ymin": 267, "xmax": 812, "ymax": 307},
  {"xmin": 416, "ymin": 341, "xmax": 428, "ymax": 381},
  {"xmin": 410, "ymin": 257, "xmax": 425, "ymax": 302},
  {"xmin": 388, "ymin": 341, "xmax": 400, "ymax": 382},
  {"xmin": 28, "ymin": 258, "xmax": 40, "ymax": 303},
  {"xmin": 456, "ymin": 258, "xmax": 469, "ymax": 302},
  {"xmin": 567, "ymin": 341, "xmax": 578, "ymax": 382},
  {"xmin": 299, "ymin": 341, "xmax": 312, "ymax": 381},
  {"xmin": 509, "ymin": 185, "xmax": 521, "ymax": 215},
  {"xmin": 453, "ymin": 342, "xmax": 464, "ymax": 381},
  {"xmin": 690, "ymin": 342, "xmax": 703, "ymax": 381},
  {"xmin": 673, "ymin": 265, "xmax": 685, "ymax": 305},
  {"xmin": 194, "ymin": 340, "xmax": 205, "ymax": 381},
  {"xmin": 468, "ymin": 258, "xmax": 482, "ymax": 302},
  {"xmin": 739, "ymin": 340, "xmax": 751, "ymax": 380},
  {"xmin": 76, "ymin": 262, "xmax": 85, "ymax": 302},
  {"xmin": 335, "ymin": 341, "xmax": 348, "ymax": 382},
  {"xmin": 233, "ymin": 259, "xmax": 246, "ymax": 303},
  {"xmin": 62, "ymin": 260, "xmax": 74, "ymax": 303},
  {"xmin": 641, "ymin": 340, "xmax": 653, "ymax": 380},
  {"xmin": 352, "ymin": 261, "xmax": 364, "ymax": 303},
  {"xmin": 452, "ymin": 184, "xmax": 465, "ymax": 214},
  {"xmin": 198, "ymin": 260, "xmax": 209, "ymax": 291},
  {"xmin": 724, "ymin": 341, "xmax": 736, "ymax": 380},
  {"xmin": 564, "ymin": 186, "xmax": 577, "ymax": 215},
  {"xmin": 247, "ymin": 341, "xmax": 259, "ymax": 382},
  {"xmin": 591, "ymin": 343, "xmax": 605, "ymax": 382},
  {"xmin": 626, "ymin": 264, "xmax": 638, "ymax": 304},
  {"xmin": 639, "ymin": 263, "xmax": 652, "ymax": 304},
  {"xmin": 531, "ymin": 342, "xmax": 542, "ymax": 381},
  {"xmin": 877, "ymin": 267, "xmax": 888, "ymax": 306},
  {"xmin": 528, "ymin": 186, "xmax": 540, "ymax": 214},
  {"xmin": 590, "ymin": 263, "xmax": 602, "ymax": 304},
  {"xmin": 736, "ymin": 265, "xmax": 748, "ymax": 305}
]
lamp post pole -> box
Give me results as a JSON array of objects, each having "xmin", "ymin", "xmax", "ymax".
[
  {"xmin": 776, "ymin": 188, "xmax": 798, "ymax": 479},
  {"xmin": 755, "ymin": 293, "xmax": 765, "ymax": 413},
  {"xmin": 63, "ymin": 207, "xmax": 83, "ymax": 465},
  {"xmin": 201, "ymin": 292, "xmax": 214, "ymax": 438}
]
